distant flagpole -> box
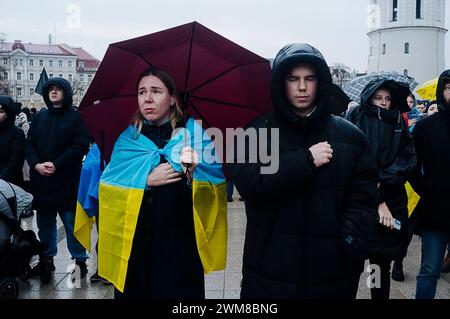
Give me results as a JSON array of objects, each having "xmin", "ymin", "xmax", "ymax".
[{"xmin": 35, "ymin": 67, "xmax": 48, "ymax": 96}]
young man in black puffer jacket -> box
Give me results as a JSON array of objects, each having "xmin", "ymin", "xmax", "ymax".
[
  {"xmin": 227, "ymin": 43, "xmax": 379, "ymax": 299},
  {"xmin": 26, "ymin": 78, "xmax": 91, "ymax": 283}
]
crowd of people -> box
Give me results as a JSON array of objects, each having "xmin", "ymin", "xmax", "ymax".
[{"xmin": 0, "ymin": 42, "xmax": 449, "ymax": 300}]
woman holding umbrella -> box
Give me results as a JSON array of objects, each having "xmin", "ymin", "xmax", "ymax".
[
  {"xmin": 96, "ymin": 67, "xmax": 226, "ymax": 299},
  {"xmin": 346, "ymin": 79, "xmax": 417, "ymax": 299}
]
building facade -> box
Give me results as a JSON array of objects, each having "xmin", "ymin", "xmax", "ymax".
[
  {"xmin": 0, "ymin": 39, "xmax": 100, "ymax": 108},
  {"xmin": 367, "ymin": 0, "xmax": 447, "ymax": 84}
]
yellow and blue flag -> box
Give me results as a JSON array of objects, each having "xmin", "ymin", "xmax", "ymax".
[
  {"xmin": 97, "ymin": 118, "xmax": 227, "ymax": 292},
  {"xmin": 74, "ymin": 144, "xmax": 102, "ymax": 252},
  {"xmin": 405, "ymin": 181, "xmax": 420, "ymax": 218}
]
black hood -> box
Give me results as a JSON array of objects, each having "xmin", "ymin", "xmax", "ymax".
[
  {"xmin": 360, "ymin": 79, "xmax": 410, "ymax": 113},
  {"xmin": 271, "ymin": 43, "xmax": 332, "ymax": 125},
  {"xmin": 42, "ymin": 77, "xmax": 73, "ymax": 113},
  {"xmin": 436, "ymin": 69, "xmax": 450, "ymax": 115},
  {"xmin": 0, "ymin": 95, "xmax": 17, "ymax": 129}
]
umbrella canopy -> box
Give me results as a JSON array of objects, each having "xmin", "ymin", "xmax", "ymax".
[
  {"xmin": 416, "ymin": 77, "xmax": 438, "ymax": 100},
  {"xmin": 343, "ymin": 71, "xmax": 418, "ymax": 103},
  {"xmin": 79, "ymin": 21, "xmax": 272, "ymax": 162},
  {"xmin": 330, "ymin": 84, "xmax": 351, "ymax": 116}
]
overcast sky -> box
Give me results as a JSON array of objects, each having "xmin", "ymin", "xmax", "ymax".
[{"xmin": 1, "ymin": 0, "xmax": 450, "ymax": 72}]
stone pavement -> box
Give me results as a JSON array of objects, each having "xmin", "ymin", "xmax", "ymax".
[{"xmin": 17, "ymin": 192, "xmax": 450, "ymax": 299}]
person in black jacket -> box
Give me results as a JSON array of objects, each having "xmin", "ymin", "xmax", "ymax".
[
  {"xmin": 26, "ymin": 78, "xmax": 91, "ymax": 283},
  {"xmin": 226, "ymin": 43, "xmax": 379, "ymax": 299},
  {"xmin": 0, "ymin": 95, "xmax": 25, "ymax": 186},
  {"xmin": 346, "ymin": 79, "xmax": 417, "ymax": 299},
  {"xmin": 413, "ymin": 69, "xmax": 450, "ymax": 299}
]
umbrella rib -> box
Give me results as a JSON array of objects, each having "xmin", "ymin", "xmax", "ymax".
[
  {"xmin": 183, "ymin": 22, "xmax": 196, "ymax": 104},
  {"xmin": 190, "ymin": 95, "xmax": 261, "ymax": 113},
  {"xmin": 110, "ymin": 44, "xmax": 155, "ymax": 68},
  {"xmin": 190, "ymin": 61, "xmax": 268, "ymax": 94},
  {"xmin": 188, "ymin": 100, "xmax": 212, "ymax": 128}
]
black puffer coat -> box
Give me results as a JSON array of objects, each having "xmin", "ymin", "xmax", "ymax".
[
  {"xmin": 345, "ymin": 79, "xmax": 416, "ymax": 258},
  {"xmin": 227, "ymin": 44, "xmax": 379, "ymax": 299},
  {"xmin": 412, "ymin": 70, "xmax": 450, "ymax": 233},
  {"xmin": 0, "ymin": 96, "xmax": 25, "ymax": 185},
  {"xmin": 26, "ymin": 78, "xmax": 91, "ymax": 212}
]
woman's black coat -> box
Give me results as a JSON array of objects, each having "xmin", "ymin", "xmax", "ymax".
[
  {"xmin": 346, "ymin": 79, "xmax": 417, "ymax": 258},
  {"xmin": 0, "ymin": 96, "xmax": 25, "ymax": 185}
]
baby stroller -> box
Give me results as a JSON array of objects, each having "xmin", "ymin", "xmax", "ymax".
[{"xmin": 0, "ymin": 179, "xmax": 40, "ymax": 299}]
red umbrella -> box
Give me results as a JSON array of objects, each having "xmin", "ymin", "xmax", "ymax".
[{"xmin": 79, "ymin": 21, "xmax": 272, "ymax": 162}]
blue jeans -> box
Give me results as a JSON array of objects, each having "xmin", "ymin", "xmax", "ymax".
[
  {"xmin": 36, "ymin": 209, "xmax": 88, "ymax": 262},
  {"xmin": 226, "ymin": 181, "xmax": 234, "ymax": 199},
  {"xmin": 415, "ymin": 230, "xmax": 450, "ymax": 299}
]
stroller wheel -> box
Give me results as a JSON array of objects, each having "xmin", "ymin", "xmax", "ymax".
[{"xmin": 0, "ymin": 277, "xmax": 19, "ymax": 299}]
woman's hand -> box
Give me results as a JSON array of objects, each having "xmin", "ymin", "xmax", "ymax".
[
  {"xmin": 408, "ymin": 118, "xmax": 417, "ymax": 127},
  {"xmin": 378, "ymin": 202, "xmax": 394, "ymax": 230},
  {"xmin": 180, "ymin": 147, "xmax": 199, "ymax": 177},
  {"xmin": 147, "ymin": 163, "xmax": 182, "ymax": 187}
]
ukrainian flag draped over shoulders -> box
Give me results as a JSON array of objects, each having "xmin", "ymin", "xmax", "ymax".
[{"xmin": 98, "ymin": 118, "xmax": 227, "ymax": 292}]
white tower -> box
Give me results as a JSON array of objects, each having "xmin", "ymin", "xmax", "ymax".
[{"xmin": 367, "ymin": 0, "xmax": 447, "ymax": 84}]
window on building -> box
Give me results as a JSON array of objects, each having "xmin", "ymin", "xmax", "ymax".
[
  {"xmin": 79, "ymin": 88, "xmax": 84, "ymax": 97},
  {"xmin": 49, "ymin": 73, "xmax": 53, "ymax": 79},
  {"xmin": 29, "ymin": 59, "xmax": 34, "ymax": 67},
  {"xmin": 39, "ymin": 60, "xmax": 43, "ymax": 67},
  {"xmin": 404, "ymin": 69, "xmax": 408, "ymax": 76},
  {"xmin": 79, "ymin": 74, "xmax": 85, "ymax": 83},
  {"xmin": 19, "ymin": 59, "xmax": 23, "ymax": 66},
  {"xmin": 382, "ymin": 44, "xmax": 386, "ymax": 55},
  {"xmin": 392, "ymin": 0, "xmax": 398, "ymax": 21},
  {"xmin": 78, "ymin": 62, "xmax": 85, "ymax": 69},
  {"xmin": 16, "ymin": 87, "xmax": 22, "ymax": 97},
  {"xmin": 3, "ymin": 59, "xmax": 7, "ymax": 65},
  {"xmin": 14, "ymin": 59, "xmax": 18, "ymax": 66},
  {"xmin": 404, "ymin": 43, "xmax": 410, "ymax": 54},
  {"xmin": 17, "ymin": 72, "xmax": 21, "ymax": 80},
  {"xmin": 30, "ymin": 88, "xmax": 34, "ymax": 96},
  {"xmin": 416, "ymin": 0, "xmax": 422, "ymax": 19},
  {"xmin": 88, "ymin": 74, "xmax": 92, "ymax": 83},
  {"xmin": 68, "ymin": 74, "xmax": 73, "ymax": 81},
  {"xmin": 59, "ymin": 60, "xmax": 63, "ymax": 68},
  {"xmin": 370, "ymin": 46, "xmax": 373, "ymax": 57},
  {"xmin": 59, "ymin": 74, "xmax": 63, "ymax": 78},
  {"xmin": 49, "ymin": 60, "xmax": 53, "ymax": 67},
  {"xmin": 68, "ymin": 61, "xmax": 73, "ymax": 68},
  {"xmin": 29, "ymin": 73, "xmax": 34, "ymax": 81}
]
